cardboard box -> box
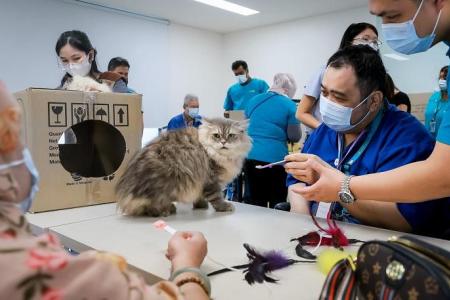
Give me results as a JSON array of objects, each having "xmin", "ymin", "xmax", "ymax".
[{"xmin": 14, "ymin": 88, "xmax": 142, "ymax": 212}]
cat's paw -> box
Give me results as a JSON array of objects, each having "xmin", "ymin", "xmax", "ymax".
[
  {"xmin": 211, "ymin": 200, "xmax": 234, "ymax": 212},
  {"xmin": 193, "ymin": 200, "xmax": 209, "ymax": 210}
]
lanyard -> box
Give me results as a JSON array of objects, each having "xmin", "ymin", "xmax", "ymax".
[{"xmin": 334, "ymin": 109, "xmax": 384, "ymax": 174}]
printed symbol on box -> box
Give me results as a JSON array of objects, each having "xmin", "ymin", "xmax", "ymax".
[
  {"xmin": 113, "ymin": 104, "xmax": 129, "ymax": 126},
  {"xmin": 71, "ymin": 103, "xmax": 89, "ymax": 125},
  {"xmin": 48, "ymin": 102, "xmax": 67, "ymax": 127},
  {"xmin": 94, "ymin": 104, "xmax": 110, "ymax": 123}
]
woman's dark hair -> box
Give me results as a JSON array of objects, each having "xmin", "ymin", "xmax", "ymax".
[
  {"xmin": 440, "ymin": 65, "xmax": 448, "ymax": 79},
  {"xmin": 55, "ymin": 30, "xmax": 100, "ymax": 86},
  {"xmin": 339, "ymin": 22, "xmax": 378, "ymax": 50},
  {"xmin": 327, "ymin": 45, "xmax": 387, "ymax": 99}
]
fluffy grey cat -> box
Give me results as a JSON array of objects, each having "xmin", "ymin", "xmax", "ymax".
[{"xmin": 116, "ymin": 118, "xmax": 252, "ymax": 217}]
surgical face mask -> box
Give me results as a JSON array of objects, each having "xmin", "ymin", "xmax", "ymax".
[
  {"xmin": 381, "ymin": 0, "xmax": 442, "ymax": 55},
  {"xmin": 188, "ymin": 107, "xmax": 199, "ymax": 118},
  {"xmin": 0, "ymin": 148, "xmax": 39, "ymax": 213},
  {"xmin": 64, "ymin": 56, "xmax": 92, "ymax": 77},
  {"xmin": 439, "ymin": 79, "xmax": 448, "ymax": 91},
  {"xmin": 319, "ymin": 93, "xmax": 372, "ymax": 133},
  {"xmin": 236, "ymin": 74, "xmax": 248, "ymax": 84}
]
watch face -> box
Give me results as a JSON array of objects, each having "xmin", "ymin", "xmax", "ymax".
[{"xmin": 339, "ymin": 191, "xmax": 354, "ymax": 204}]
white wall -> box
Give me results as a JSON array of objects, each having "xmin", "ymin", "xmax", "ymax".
[
  {"xmin": 0, "ymin": 0, "xmax": 170, "ymax": 127},
  {"xmin": 167, "ymin": 24, "xmax": 225, "ymax": 120},
  {"xmin": 223, "ymin": 6, "xmax": 376, "ymax": 99}
]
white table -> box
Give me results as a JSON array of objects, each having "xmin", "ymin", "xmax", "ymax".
[
  {"xmin": 26, "ymin": 203, "xmax": 117, "ymax": 235},
  {"xmin": 31, "ymin": 202, "xmax": 450, "ymax": 300}
]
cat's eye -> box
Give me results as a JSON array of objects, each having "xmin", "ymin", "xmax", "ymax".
[
  {"xmin": 228, "ymin": 134, "xmax": 236, "ymax": 139},
  {"xmin": 213, "ymin": 134, "xmax": 220, "ymax": 139}
]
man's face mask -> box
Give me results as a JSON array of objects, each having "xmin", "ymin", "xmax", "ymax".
[
  {"xmin": 381, "ymin": 0, "xmax": 442, "ymax": 55},
  {"xmin": 319, "ymin": 93, "xmax": 374, "ymax": 133}
]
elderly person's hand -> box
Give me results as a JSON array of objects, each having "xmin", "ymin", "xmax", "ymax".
[{"xmin": 166, "ymin": 231, "xmax": 208, "ymax": 272}]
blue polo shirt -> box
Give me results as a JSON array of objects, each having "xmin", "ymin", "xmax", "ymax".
[
  {"xmin": 287, "ymin": 103, "xmax": 449, "ymax": 238},
  {"xmin": 436, "ymin": 42, "xmax": 450, "ymax": 145},
  {"xmin": 424, "ymin": 91, "xmax": 450, "ymax": 138},
  {"xmin": 245, "ymin": 91, "xmax": 299, "ymax": 163},
  {"xmin": 167, "ymin": 114, "xmax": 202, "ymax": 130},
  {"xmin": 224, "ymin": 78, "xmax": 269, "ymax": 111}
]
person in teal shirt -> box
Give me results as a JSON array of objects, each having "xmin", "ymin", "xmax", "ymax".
[
  {"xmin": 224, "ymin": 60, "xmax": 269, "ymax": 111},
  {"xmin": 425, "ymin": 66, "xmax": 449, "ymax": 138},
  {"xmin": 244, "ymin": 73, "xmax": 301, "ymax": 208},
  {"xmin": 224, "ymin": 60, "xmax": 269, "ymax": 202}
]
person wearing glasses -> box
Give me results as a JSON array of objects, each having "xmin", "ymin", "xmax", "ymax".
[
  {"xmin": 56, "ymin": 30, "xmax": 128, "ymax": 93},
  {"xmin": 296, "ymin": 22, "xmax": 382, "ymax": 139}
]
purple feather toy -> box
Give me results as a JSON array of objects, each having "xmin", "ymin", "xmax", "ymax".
[{"xmin": 207, "ymin": 243, "xmax": 315, "ymax": 285}]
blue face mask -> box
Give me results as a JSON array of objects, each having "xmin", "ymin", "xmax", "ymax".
[
  {"xmin": 381, "ymin": 0, "xmax": 442, "ymax": 55},
  {"xmin": 0, "ymin": 148, "xmax": 39, "ymax": 213},
  {"xmin": 188, "ymin": 108, "xmax": 200, "ymax": 118},
  {"xmin": 319, "ymin": 93, "xmax": 372, "ymax": 133}
]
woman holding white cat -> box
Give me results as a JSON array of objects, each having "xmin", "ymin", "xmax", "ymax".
[{"xmin": 56, "ymin": 30, "xmax": 128, "ymax": 93}]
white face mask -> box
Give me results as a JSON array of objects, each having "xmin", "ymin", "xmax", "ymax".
[
  {"xmin": 439, "ymin": 79, "xmax": 448, "ymax": 91},
  {"xmin": 188, "ymin": 107, "xmax": 199, "ymax": 118},
  {"xmin": 236, "ymin": 74, "xmax": 248, "ymax": 84},
  {"xmin": 381, "ymin": 0, "xmax": 442, "ymax": 55},
  {"xmin": 64, "ymin": 56, "xmax": 92, "ymax": 77},
  {"xmin": 0, "ymin": 148, "xmax": 39, "ymax": 213},
  {"xmin": 319, "ymin": 93, "xmax": 372, "ymax": 133}
]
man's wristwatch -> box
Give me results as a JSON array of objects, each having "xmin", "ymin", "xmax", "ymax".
[{"xmin": 338, "ymin": 175, "xmax": 356, "ymax": 204}]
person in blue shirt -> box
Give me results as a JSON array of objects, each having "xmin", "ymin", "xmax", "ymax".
[
  {"xmin": 224, "ymin": 60, "xmax": 269, "ymax": 111},
  {"xmin": 425, "ymin": 66, "xmax": 449, "ymax": 138},
  {"xmin": 244, "ymin": 73, "xmax": 301, "ymax": 208},
  {"xmin": 167, "ymin": 94, "xmax": 201, "ymax": 130},
  {"xmin": 286, "ymin": 46, "xmax": 448, "ymax": 238},
  {"xmin": 108, "ymin": 57, "xmax": 136, "ymax": 94},
  {"xmin": 283, "ymin": 0, "xmax": 450, "ymax": 213}
]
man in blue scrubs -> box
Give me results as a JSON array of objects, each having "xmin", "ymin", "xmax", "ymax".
[
  {"xmin": 224, "ymin": 60, "xmax": 269, "ymax": 112},
  {"xmin": 287, "ymin": 46, "xmax": 448, "ymax": 238},
  {"xmin": 167, "ymin": 94, "xmax": 201, "ymax": 131}
]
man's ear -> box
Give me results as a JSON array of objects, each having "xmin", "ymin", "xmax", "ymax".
[{"xmin": 369, "ymin": 91, "xmax": 383, "ymax": 112}]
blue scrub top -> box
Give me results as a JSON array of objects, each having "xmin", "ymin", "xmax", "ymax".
[
  {"xmin": 224, "ymin": 78, "xmax": 269, "ymax": 111},
  {"xmin": 287, "ymin": 104, "xmax": 449, "ymax": 238},
  {"xmin": 245, "ymin": 91, "xmax": 299, "ymax": 163},
  {"xmin": 167, "ymin": 113, "xmax": 202, "ymax": 130},
  {"xmin": 436, "ymin": 42, "xmax": 450, "ymax": 145},
  {"xmin": 424, "ymin": 91, "xmax": 450, "ymax": 138}
]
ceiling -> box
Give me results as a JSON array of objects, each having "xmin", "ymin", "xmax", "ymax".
[{"xmin": 71, "ymin": 0, "xmax": 367, "ymax": 33}]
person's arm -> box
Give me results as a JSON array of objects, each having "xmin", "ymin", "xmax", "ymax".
[
  {"xmin": 288, "ymin": 143, "xmax": 450, "ymax": 203},
  {"xmin": 350, "ymin": 142, "xmax": 450, "ymax": 202},
  {"xmin": 224, "ymin": 89, "xmax": 233, "ymax": 111},
  {"xmin": 296, "ymin": 95, "xmax": 321, "ymax": 129},
  {"xmin": 288, "ymin": 183, "xmax": 310, "ymax": 214}
]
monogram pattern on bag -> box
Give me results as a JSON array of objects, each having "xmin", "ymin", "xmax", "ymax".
[
  {"xmin": 424, "ymin": 277, "xmax": 439, "ymax": 295},
  {"xmin": 368, "ymin": 244, "xmax": 380, "ymax": 256},
  {"xmin": 408, "ymin": 287, "xmax": 419, "ymax": 300}
]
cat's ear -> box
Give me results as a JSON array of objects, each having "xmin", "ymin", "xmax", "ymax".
[{"xmin": 236, "ymin": 119, "xmax": 250, "ymax": 132}]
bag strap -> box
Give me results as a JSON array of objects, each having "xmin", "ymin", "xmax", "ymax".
[{"xmin": 319, "ymin": 258, "xmax": 357, "ymax": 300}]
